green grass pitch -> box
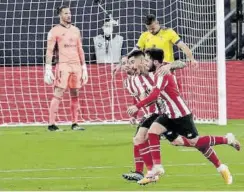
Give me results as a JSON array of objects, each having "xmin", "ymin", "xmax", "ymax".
[{"xmin": 0, "ymin": 120, "xmax": 244, "ymax": 191}]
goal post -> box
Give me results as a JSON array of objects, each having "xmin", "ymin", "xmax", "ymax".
[
  {"xmin": 216, "ymin": 0, "xmax": 227, "ymax": 125},
  {"xmin": 0, "ymin": 0, "xmax": 226, "ymax": 126}
]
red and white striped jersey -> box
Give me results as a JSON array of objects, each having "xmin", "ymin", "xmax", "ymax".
[
  {"xmin": 136, "ymin": 71, "xmax": 191, "ymax": 119},
  {"xmin": 124, "ymin": 73, "xmax": 165, "ymax": 116},
  {"xmin": 135, "ymin": 72, "xmax": 166, "ymax": 115},
  {"xmin": 154, "ymin": 73, "xmax": 191, "ymax": 118},
  {"xmin": 124, "ymin": 75, "xmax": 158, "ymax": 115}
]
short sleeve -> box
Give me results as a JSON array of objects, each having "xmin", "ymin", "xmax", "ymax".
[
  {"xmin": 168, "ymin": 28, "xmax": 181, "ymax": 45},
  {"xmin": 136, "ymin": 32, "xmax": 146, "ymax": 50}
]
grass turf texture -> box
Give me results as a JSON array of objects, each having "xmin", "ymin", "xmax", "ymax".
[{"xmin": 0, "ymin": 120, "xmax": 244, "ymax": 191}]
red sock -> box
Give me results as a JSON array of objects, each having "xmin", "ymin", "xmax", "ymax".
[
  {"xmin": 197, "ymin": 146, "xmax": 221, "ymax": 168},
  {"xmin": 70, "ymin": 96, "xmax": 79, "ymax": 123},
  {"xmin": 134, "ymin": 145, "xmax": 144, "ymax": 173},
  {"xmin": 181, "ymin": 136, "xmax": 191, "ymax": 147},
  {"xmin": 195, "ymin": 136, "xmax": 228, "ymax": 148},
  {"xmin": 148, "ymin": 133, "xmax": 161, "ymax": 165},
  {"xmin": 138, "ymin": 140, "xmax": 153, "ymax": 171}
]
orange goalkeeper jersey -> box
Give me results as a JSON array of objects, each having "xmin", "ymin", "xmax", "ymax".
[{"xmin": 46, "ymin": 24, "xmax": 85, "ymax": 65}]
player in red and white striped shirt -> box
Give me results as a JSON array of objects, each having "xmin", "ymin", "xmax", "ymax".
[
  {"xmin": 120, "ymin": 54, "xmax": 160, "ymax": 181},
  {"xmin": 127, "ymin": 49, "xmax": 241, "ymax": 185},
  {"xmin": 121, "ymin": 52, "xmax": 187, "ymax": 182}
]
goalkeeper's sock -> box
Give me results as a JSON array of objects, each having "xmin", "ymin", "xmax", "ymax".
[
  {"xmin": 134, "ymin": 145, "xmax": 144, "ymax": 173},
  {"xmin": 148, "ymin": 133, "xmax": 161, "ymax": 165},
  {"xmin": 197, "ymin": 146, "xmax": 221, "ymax": 168},
  {"xmin": 49, "ymin": 96, "xmax": 61, "ymax": 125},
  {"xmin": 139, "ymin": 140, "xmax": 153, "ymax": 171},
  {"xmin": 71, "ymin": 96, "xmax": 79, "ymax": 123},
  {"xmin": 195, "ymin": 136, "xmax": 228, "ymax": 148}
]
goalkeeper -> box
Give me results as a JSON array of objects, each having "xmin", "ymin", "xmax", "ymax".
[{"xmin": 44, "ymin": 5, "xmax": 88, "ymax": 131}]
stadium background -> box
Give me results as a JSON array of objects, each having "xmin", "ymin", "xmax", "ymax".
[
  {"xmin": 0, "ymin": 0, "xmax": 243, "ymax": 125},
  {"xmin": 0, "ymin": 0, "xmax": 219, "ymax": 65}
]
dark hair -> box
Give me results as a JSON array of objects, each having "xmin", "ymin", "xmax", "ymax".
[
  {"xmin": 145, "ymin": 14, "xmax": 156, "ymax": 25},
  {"xmin": 145, "ymin": 48, "xmax": 164, "ymax": 63},
  {"xmin": 56, "ymin": 5, "xmax": 69, "ymax": 15},
  {"xmin": 127, "ymin": 50, "xmax": 145, "ymax": 59}
]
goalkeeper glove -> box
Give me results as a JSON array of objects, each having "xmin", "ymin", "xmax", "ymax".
[
  {"xmin": 82, "ymin": 64, "xmax": 88, "ymax": 85},
  {"xmin": 44, "ymin": 64, "xmax": 54, "ymax": 85}
]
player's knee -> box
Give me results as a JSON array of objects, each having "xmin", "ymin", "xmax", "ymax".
[
  {"xmin": 148, "ymin": 122, "xmax": 165, "ymax": 135},
  {"xmin": 134, "ymin": 134, "xmax": 147, "ymax": 145},
  {"xmin": 170, "ymin": 140, "xmax": 178, "ymax": 146},
  {"xmin": 133, "ymin": 137, "xmax": 137, "ymax": 145},
  {"xmin": 54, "ymin": 87, "xmax": 65, "ymax": 99},
  {"xmin": 70, "ymin": 88, "xmax": 79, "ymax": 97},
  {"xmin": 171, "ymin": 136, "xmax": 184, "ymax": 146},
  {"xmin": 188, "ymin": 136, "xmax": 199, "ymax": 146}
]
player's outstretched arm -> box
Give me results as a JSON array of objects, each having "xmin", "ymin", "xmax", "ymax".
[
  {"xmin": 126, "ymin": 32, "xmax": 145, "ymax": 57},
  {"xmin": 44, "ymin": 30, "xmax": 56, "ymax": 85},
  {"xmin": 129, "ymin": 97, "xmax": 139, "ymax": 125},
  {"xmin": 170, "ymin": 60, "xmax": 187, "ymax": 69},
  {"xmin": 156, "ymin": 60, "xmax": 187, "ymax": 76},
  {"xmin": 177, "ymin": 41, "xmax": 198, "ymax": 68}
]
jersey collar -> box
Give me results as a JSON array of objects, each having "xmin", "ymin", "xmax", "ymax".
[
  {"xmin": 59, "ymin": 23, "xmax": 71, "ymax": 28},
  {"xmin": 153, "ymin": 28, "xmax": 161, "ymax": 35}
]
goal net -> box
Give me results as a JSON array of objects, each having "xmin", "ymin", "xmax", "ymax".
[{"xmin": 0, "ymin": 0, "xmax": 226, "ymax": 126}]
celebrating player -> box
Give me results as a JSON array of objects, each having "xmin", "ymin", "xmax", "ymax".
[
  {"xmin": 121, "ymin": 53, "xmax": 161, "ymax": 182},
  {"xmin": 127, "ymin": 49, "xmax": 241, "ymax": 185},
  {"xmin": 120, "ymin": 55, "xmax": 148, "ymax": 181},
  {"xmin": 121, "ymin": 51, "xmax": 187, "ymax": 182},
  {"xmin": 44, "ymin": 5, "xmax": 88, "ymax": 131}
]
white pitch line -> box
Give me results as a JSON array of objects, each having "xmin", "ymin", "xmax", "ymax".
[
  {"xmin": 0, "ymin": 164, "xmax": 207, "ymax": 173},
  {"xmin": 1, "ymin": 173, "xmax": 244, "ymax": 181},
  {"xmin": 0, "ymin": 166, "xmax": 118, "ymax": 173},
  {"xmin": 0, "ymin": 176, "xmax": 110, "ymax": 180},
  {"xmin": 178, "ymin": 148, "xmax": 198, "ymax": 151},
  {"xmin": 0, "ymin": 162, "xmax": 243, "ymax": 173}
]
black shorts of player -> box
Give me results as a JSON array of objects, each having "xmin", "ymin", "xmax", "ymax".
[
  {"xmin": 155, "ymin": 113, "xmax": 199, "ymax": 140},
  {"xmin": 134, "ymin": 113, "xmax": 159, "ymax": 136},
  {"xmin": 134, "ymin": 113, "xmax": 179, "ymax": 142}
]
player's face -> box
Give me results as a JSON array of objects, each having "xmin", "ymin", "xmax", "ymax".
[
  {"xmin": 129, "ymin": 56, "xmax": 148, "ymax": 75},
  {"xmin": 145, "ymin": 54, "xmax": 157, "ymax": 72},
  {"xmin": 128, "ymin": 56, "xmax": 137, "ymax": 74},
  {"xmin": 145, "ymin": 54, "xmax": 153, "ymax": 70},
  {"xmin": 121, "ymin": 57, "xmax": 134, "ymax": 75},
  {"xmin": 146, "ymin": 21, "xmax": 161, "ymax": 35},
  {"xmin": 60, "ymin": 8, "xmax": 72, "ymax": 24}
]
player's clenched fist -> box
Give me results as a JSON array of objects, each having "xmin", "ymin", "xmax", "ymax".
[
  {"xmin": 44, "ymin": 64, "xmax": 54, "ymax": 85},
  {"xmin": 127, "ymin": 105, "xmax": 139, "ymax": 116}
]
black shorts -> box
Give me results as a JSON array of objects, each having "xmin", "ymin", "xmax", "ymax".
[
  {"xmin": 155, "ymin": 113, "xmax": 199, "ymax": 139},
  {"xmin": 134, "ymin": 113, "xmax": 159, "ymax": 136},
  {"xmin": 134, "ymin": 113, "xmax": 179, "ymax": 142},
  {"xmin": 140, "ymin": 113, "xmax": 159, "ymax": 129}
]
